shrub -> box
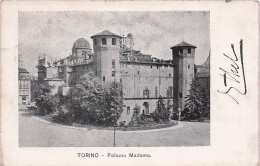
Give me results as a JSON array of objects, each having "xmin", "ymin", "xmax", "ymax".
[{"xmin": 51, "ymin": 105, "xmax": 72, "ymax": 124}]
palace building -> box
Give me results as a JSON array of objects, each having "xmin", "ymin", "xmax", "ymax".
[{"xmin": 37, "ymin": 30, "xmax": 200, "ymax": 124}]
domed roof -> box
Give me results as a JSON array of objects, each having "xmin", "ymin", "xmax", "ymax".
[
  {"xmin": 73, "ymin": 38, "xmax": 91, "ymax": 49},
  {"xmin": 127, "ymin": 33, "xmax": 133, "ymax": 38}
]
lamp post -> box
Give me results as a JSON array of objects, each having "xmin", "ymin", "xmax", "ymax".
[{"xmin": 113, "ymin": 124, "xmax": 116, "ymax": 147}]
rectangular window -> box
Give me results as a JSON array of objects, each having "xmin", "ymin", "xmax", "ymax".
[
  {"xmin": 102, "ymin": 38, "xmax": 107, "ymax": 45},
  {"xmin": 112, "ymin": 38, "xmax": 116, "ymax": 45},
  {"xmin": 112, "ymin": 59, "xmax": 115, "ymax": 68},
  {"xmin": 112, "ymin": 71, "xmax": 115, "ymax": 77},
  {"xmin": 188, "ymin": 64, "xmax": 190, "ymax": 69},
  {"xmin": 179, "ymin": 49, "xmax": 183, "ymax": 54},
  {"xmin": 188, "ymin": 48, "xmax": 191, "ymax": 54},
  {"xmin": 169, "ymin": 73, "xmax": 171, "ymax": 77},
  {"xmin": 167, "ymin": 86, "xmax": 173, "ymax": 97},
  {"xmin": 155, "ymin": 87, "xmax": 158, "ymax": 98},
  {"xmin": 143, "ymin": 87, "xmax": 150, "ymax": 98},
  {"xmin": 94, "ymin": 39, "xmax": 98, "ymax": 45},
  {"xmin": 137, "ymin": 71, "xmax": 140, "ymax": 75},
  {"xmin": 103, "ymin": 76, "xmax": 105, "ymax": 81},
  {"xmin": 127, "ymin": 106, "xmax": 130, "ymax": 115},
  {"xmin": 179, "ymin": 92, "xmax": 182, "ymax": 98}
]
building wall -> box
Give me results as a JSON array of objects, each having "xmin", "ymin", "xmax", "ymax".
[
  {"xmin": 18, "ymin": 79, "xmax": 31, "ymax": 105},
  {"xmin": 120, "ymin": 62, "xmax": 174, "ymax": 99},
  {"xmin": 45, "ymin": 79, "xmax": 65, "ymax": 95}
]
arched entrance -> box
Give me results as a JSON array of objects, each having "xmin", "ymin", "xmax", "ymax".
[{"xmin": 143, "ymin": 102, "xmax": 149, "ymax": 114}]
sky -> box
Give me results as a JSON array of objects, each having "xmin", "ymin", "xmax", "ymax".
[{"xmin": 18, "ymin": 11, "xmax": 210, "ymax": 76}]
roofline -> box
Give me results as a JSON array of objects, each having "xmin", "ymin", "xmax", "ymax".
[
  {"xmin": 19, "ymin": 71, "xmax": 29, "ymax": 73},
  {"xmin": 90, "ymin": 34, "xmax": 122, "ymax": 39},
  {"xmin": 170, "ymin": 45, "xmax": 197, "ymax": 49},
  {"xmin": 120, "ymin": 60, "xmax": 174, "ymax": 66}
]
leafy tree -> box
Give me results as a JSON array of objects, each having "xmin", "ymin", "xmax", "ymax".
[
  {"xmin": 152, "ymin": 95, "xmax": 170, "ymax": 122},
  {"xmin": 66, "ymin": 72, "xmax": 124, "ymax": 126},
  {"xmin": 34, "ymin": 82, "xmax": 59, "ymax": 115}
]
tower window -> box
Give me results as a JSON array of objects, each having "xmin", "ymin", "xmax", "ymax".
[
  {"xmin": 179, "ymin": 92, "xmax": 182, "ymax": 98},
  {"xmin": 112, "ymin": 59, "xmax": 115, "ymax": 68},
  {"xmin": 179, "ymin": 49, "xmax": 183, "ymax": 54},
  {"xmin": 127, "ymin": 106, "xmax": 130, "ymax": 115},
  {"xmin": 94, "ymin": 39, "xmax": 98, "ymax": 46},
  {"xmin": 188, "ymin": 64, "xmax": 190, "ymax": 69},
  {"xmin": 112, "ymin": 38, "xmax": 116, "ymax": 45},
  {"xmin": 103, "ymin": 76, "xmax": 105, "ymax": 81},
  {"xmin": 112, "ymin": 71, "xmax": 115, "ymax": 77},
  {"xmin": 102, "ymin": 38, "xmax": 107, "ymax": 45},
  {"xmin": 188, "ymin": 48, "xmax": 191, "ymax": 54}
]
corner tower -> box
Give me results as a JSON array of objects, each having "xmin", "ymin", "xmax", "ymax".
[
  {"xmin": 171, "ymin": 42, "xmax": 196, "ymax": 111},
  {"xmin": 91, "ymin": 30, "xmax": 122, "ymax": 82}
]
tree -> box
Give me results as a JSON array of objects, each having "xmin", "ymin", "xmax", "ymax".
[
  {"xmin": 67, "ymin": 72, "xmax": 124, "ymax": 126},
  {"xmin": 151, "ymin": 95, "xmax": 170, "ymax": 122},
  {"xmin": 34, "ymin": 82, "xmax": 59, "ymax": 115},
  {"xmin": 184, "ymin": 79, "xmax": 210, "ymax": 120},
  {"xmin": 133, "ymin": 104, "xmax": 141, "ymax": 115}
]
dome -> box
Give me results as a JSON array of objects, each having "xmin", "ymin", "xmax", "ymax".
[
  {"xmin": 127, "ymin": 33, "xmax": 133, "ymax": 38},
  {"xmin": 73, "ymin": 38, "xmax": 91, "ymax": 49}
]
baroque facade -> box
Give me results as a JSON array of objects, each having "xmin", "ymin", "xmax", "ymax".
[{"xmin": 37, "ymin": 30, "xmax": 198, "ymax": 123}]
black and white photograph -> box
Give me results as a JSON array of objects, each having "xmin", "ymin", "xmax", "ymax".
[
  {"xmin": 18, "ymin": 11, "xmax": 211, "ymax": 147},
  {"xmin": 1, "ymin": 1, "xmax": 259, "ymax": 166}
]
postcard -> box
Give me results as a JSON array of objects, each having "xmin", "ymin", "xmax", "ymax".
[{"xmin": 1, "ymin": 1, "xmax": 259, "ymax": 166}]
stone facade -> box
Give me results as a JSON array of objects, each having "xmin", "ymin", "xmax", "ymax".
[
  {"xmin": 18, "ymin": 67, "xmax": 31, "ymax": 106},
  {"xmin": 37, "ymin": 30, "xmax": 198, "ymax": 124}
]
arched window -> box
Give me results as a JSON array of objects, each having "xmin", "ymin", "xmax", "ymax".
[
  {"xmin": 101, "ymin": 38, "xmax": 106, "ymax": 45},
  {"xmin": 112, "ymin": 59, "xmax": 115, "ymax": 68}
]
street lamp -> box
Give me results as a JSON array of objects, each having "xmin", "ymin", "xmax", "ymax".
[{"xmin": 113, "ymin": 124, "xmax": 116, "ymax": 147}]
